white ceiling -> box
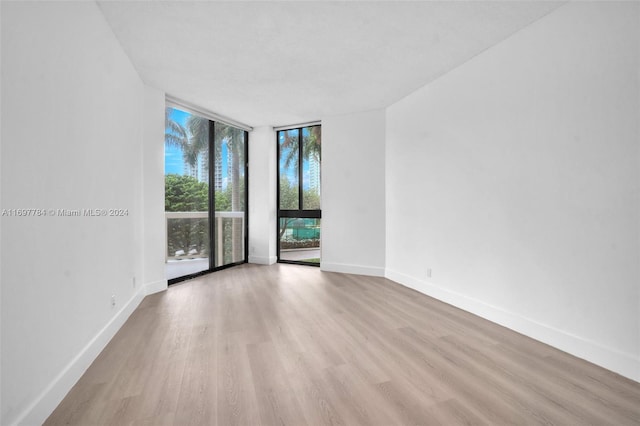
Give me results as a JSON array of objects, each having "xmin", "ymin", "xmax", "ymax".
[{"xmin": 97, "ymin": 1, "xmax": 563, "ymax": 128}]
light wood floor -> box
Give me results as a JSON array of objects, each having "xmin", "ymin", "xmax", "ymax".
[{"xmin": 46, "ymin": 264, "xmax": 640, "ymax": 425}]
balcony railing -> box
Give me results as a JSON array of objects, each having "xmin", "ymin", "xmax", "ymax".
[{"xmin": 165, "ymin": 211, "xmax": 245, "ymax": 266}]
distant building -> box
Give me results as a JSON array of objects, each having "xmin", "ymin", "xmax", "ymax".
[
  {"xmin": 214, "ymin": 151, "xmax": 223, "ymax": 190},
  {"xmin": 183, "ymin": 160, "xmax": 198, "ymax": 180},
  {"xmin": 199, "ymin": 153, "xmax": 208, "ymax": 184},
  {"xmin": 225, "ymin": 144, "xmax": 233, "ymax": 189},
  {"xmin": 309, "ymin": 156, "xmax": 320, "ymax": 194},
  {"xmin": 182, "ymin": 152, "xmax": 210, "ymax": 185},
  {"xmin": 181, "ymin": 140, "xmax": 234, "ymax": 189}
]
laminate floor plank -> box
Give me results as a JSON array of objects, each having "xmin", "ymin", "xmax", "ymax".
[
  {"xmin": 216, "ymin": 332, "xmax": 260, "ymax": 426},
  {"xmin": 543, "ymin": 353, "xmax": 640, "ymax": 404},
  {"xmin": 321, "ymin": 364, "xmax": 406, "ymax": 426},
  {"xmin": 281, "ymin": 351, "xmax": 347, "ymax": 426},
  {"xmin": 440, "ymin": 334, "xmax": 613, "ymax": 425},
  {"xmin": 173, "ymin": 327, "xmax": 218, "ymax": 426},
  {"xmin": 246, "ymin": 341, "xmax": 309, "ymax": 426},
  {"xmin": 496, "ymin": 342, "xmax": 640, "ymax": 424},
  {"xmin": 439, "ymin": 335, "xmax": 591, "ymax": 425},
  {"xmin": 45, "ymin": 264, "xmax": 640, "ymax": 425},
  {"xmin": 427, "ymin": 398, "xmax": 489, "ymax": 426},
  {"xmin": 375, "ymin": 380, "xmax": 437, "ymax": 426},
  {"xmin": 333, "ymin": 307, "xmax": 453, "ymax": 405},
  {"xmin": 394, "ymin": 326, "xmax": 532, "ymax": 424}
]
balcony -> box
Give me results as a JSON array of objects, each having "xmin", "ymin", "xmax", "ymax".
[
  {"xmin": 165, "ymin": 211, "xmax": 244, "ymax": 280},
  {"xmin": 166, "ymin": 212, "xmax": 321, "ymax": 280},
  {"xmin": 279, "ymin": 218, "xmax": 321, "ymax": 264}
]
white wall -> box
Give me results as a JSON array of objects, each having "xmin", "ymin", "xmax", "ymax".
[
  {"xmin": 386, "ymin": 2, "xmax": 640, "ymax": 381},
  {"xmin": 1, "ymin": 6, "xmax": 637, "ymax": 426},
  {"xmin": 322, "ymin": 110, "xmax": 386, "ymax": 276},
  {"xmin": 1, "ymin": 2, "xmax": 147, "ymax": 424},
  {"xmin": 0, "ymin": 1, "xmax": 4, "ymax": 417},
  {"xmin": 248, "ymin": 126, "xmax": 278, "ymax": 265},
  {"xmin": 142, "ymin": 86, "xmax": 168, "ymax": 293}
]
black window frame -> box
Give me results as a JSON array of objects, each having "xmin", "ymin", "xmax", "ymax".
[
  {"xmin": 276, "ymin": 125, "xmax": 321, "ymax": 266},
  {"xmin": 167, "ymin": 115, "xmax": 249, "ymax": 285}
]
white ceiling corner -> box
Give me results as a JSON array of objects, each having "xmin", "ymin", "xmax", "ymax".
[{"xmin": 96, "ymin": 1, "xmax": 563, "ymax": 127}]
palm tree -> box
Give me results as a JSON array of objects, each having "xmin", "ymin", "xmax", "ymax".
[
  {"xmin": 280, "ymin": 129, "xmax": 299, "ymax": 171},
  {"xmin": 165, "ymin": 109, "xmax": 202, "ymax": 257},
  {"xmin": 306, "ymin": 126, "xmax": 321, "ymax": 164},
  {"xmin": 165, "ymin": 108, "xmax": 246, "ymax": 263},
  {"xmin": 214, "ymin": 123, "xmax": 245, "ymax": 263},
  {"xmin": 182, "ymin": 115, "xmax": 245, "ymax": 212},
  {"xmin": 165, "ymin": 108, "xmax": 187, "ymax": 149},
  {"xmin": 165, "ymin": 107, "xmax": 210, "ymax": 169},
  {"xmin": 278, "ymin": 126, "xmax": 321, "ymax": 242},
  {"xmin": 184, "ymin": 115, "xmax": 209, "ymax": 170},
  {"xmin": 280, "ymin": 126, "xmax": 321, "ymax": 172}
]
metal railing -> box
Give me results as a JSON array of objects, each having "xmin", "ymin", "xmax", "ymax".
[{"xmin": 165, "ymin": 211, "xmax": 245, "ymax": 266}]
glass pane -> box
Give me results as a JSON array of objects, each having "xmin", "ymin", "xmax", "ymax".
[
  {"xmin": 214, "ymin": 122, "xmax": 246, "ymax": 267},
  {"xmin": 279, "ymin": 129, "xmax": 299, "ymax": 210},
  {"xmin": 302, "ymin": 126, "xmax": 321, "ymax": 210},
  {"xmin": 164, "ymin": 107, "xmax": 210, "ymax": 280},
  {"xmin": 279, "ymin": 218, "xmax": 321, "ymax": 264}
]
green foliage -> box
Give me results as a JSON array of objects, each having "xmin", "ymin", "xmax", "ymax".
[
  {"xmin": 215, "ymin": 189, "xmax": 231, "ymax": 211},
  {"xmin": 215, "ymin": 179, "xmax": 246, "ymax": 212},
  {"xmin": 165, "ymin": 174, "xmax": 209, "ymax": 212},
  {"xmin": 164, "ymin": 109, "xmax": 246, "ymax": 212},
  {"xmin": 305, "ymin": 126, "xmax": 321, "ymax": 164},
  {"xmin": 165, "ymin": 108, "xmax": 187, "ymax": 149},
  {"xmin": 279, "ymin": 176, "xmax": 298, "ymax": 210},
  {"xmin": 165, "ymin": 174, "xmax": 247, "ymax": 260},
  {"xmin": 164, "ymin": 174, "xmax": 246, "ymax": 213},
  {"xmin": 279, "ymin": 125, "xmax": 320, "ymax": 171},
  {"xmin": 165, "ymin": 174, "xmax": 208, "ymax": 256},
  {"xmin": 303, "ymin": 189, "xmax": 320, "ymax": 210},
  {"xmin": 279, "ymin": 176, "xmax": 320, "ymax": 210}
]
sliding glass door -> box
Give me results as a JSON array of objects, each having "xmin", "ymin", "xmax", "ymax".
[
  {"xmin": 213, "ymin": 122, "xmax": 246, "ymax": 268},
  {"xmin": 165, "ymin": 106, "xmax": 248, "ymax": 283},
  {"xmin": 277, "ymin": 125, "xmax": 321, "ymax": 265}
]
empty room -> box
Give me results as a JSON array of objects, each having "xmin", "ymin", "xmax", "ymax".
[{"xmin": 1, "ymin": 1, "xmax": 639, "ymax": 425}]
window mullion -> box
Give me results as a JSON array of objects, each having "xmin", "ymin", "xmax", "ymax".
[{"xmin": 298, "ymin": 128, "xmax": 303, "ymax": 210}]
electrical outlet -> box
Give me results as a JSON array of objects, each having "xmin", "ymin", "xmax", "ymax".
[
  {"xmin": 111, "ymin": 295, "xmax": 116, "ymax": 307},
  {"xmin": 426, "ymin": 268, "xmax": 432, "ymax": 279},
  {"xmin": 132, "ymin": 276, "xmax": 136, "ymax": 288}
]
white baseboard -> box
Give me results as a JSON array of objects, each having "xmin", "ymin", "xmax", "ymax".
[
  {"xmin": 385, "ymin": 268, "xmax": 640, "ymax": 383},
  {"xmin": 249, "ymin": 255, "xmax": 277, "ymax": 265},
  {"xmin": 14, "ymin": 288, "xmax": 146, "ymax": 426},
  {"xmin": 145, "ymin": 278, "xmax": 167, "ymax": 295},
  {"xmin": 321, "ymin": 261, "xmax": 385, "ymax": 277}
]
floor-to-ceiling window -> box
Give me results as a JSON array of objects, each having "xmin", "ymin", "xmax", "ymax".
[
  {"xmin": 213, "ymin": 122, "xmax": 247, "ymax": 268},
  {"xmin": 165, "ymin": 103, "xmax": 248, "ymax": 283},
  {"xmin": 277, "ymin": 125, "xmax": 321, "ymax": 265}
]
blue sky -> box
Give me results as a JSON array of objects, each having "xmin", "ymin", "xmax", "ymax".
[
  {"xmin": 167, "ymin": 109, "xmax": 316, "ymax": 191},
  {"xmin": 279, "ymin": 128, "xmax": 314, "ymax": 190},
  {"xmin": 165, "ymin": 107, "xmax": 229, "ymax": 181},
  {"xmin": 164, "ymin": 108, "xmax": 189, "ymax": 175}
]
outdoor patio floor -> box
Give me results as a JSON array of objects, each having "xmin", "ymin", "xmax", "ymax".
[{"xmin": 166, "ymin": 248, "xmax": 321, "ymax": 280}]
